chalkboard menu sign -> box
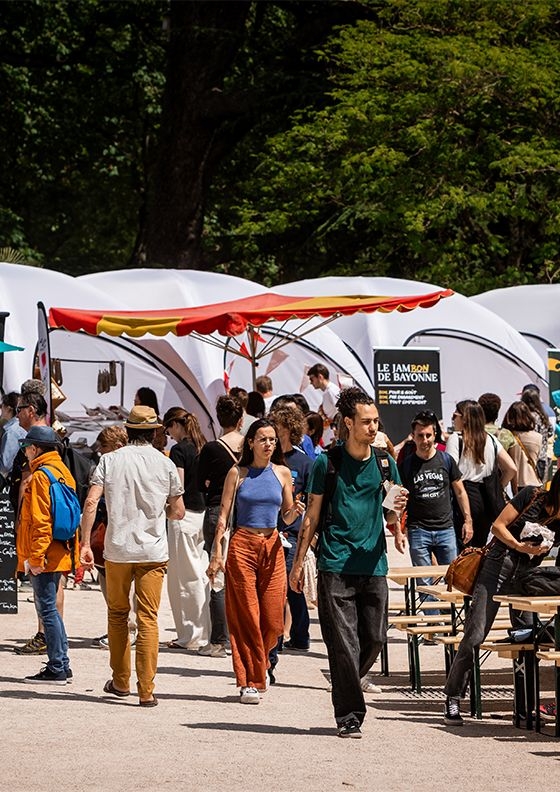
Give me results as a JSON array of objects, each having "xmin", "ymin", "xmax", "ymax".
[{"xmin": 0, "ymin": 479, "xmax": 17, "ymax": 613}]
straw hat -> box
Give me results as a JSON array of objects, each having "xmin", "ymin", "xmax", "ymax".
[{"xmin": 124, "ymin": 406, "xmax": 162, "ymax": 429}]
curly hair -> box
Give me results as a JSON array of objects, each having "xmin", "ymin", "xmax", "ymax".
[
  {"xmin": 96, "ymin": 425, "xmax": 128, "ymax": 451},
  {"xmin": 216, "ymin": 395, "xmax": 243, "ymax": 428},
  {"xmin": 269, "ymin": 405, "xmax": 306, "ymax": 445},
  {"xmin": 336, "ymin": 387, "xmax": 375, "ymax": 419},
  {"xmin": 478, "ymin": 393, "xmax": 501, "ymax": 424}
]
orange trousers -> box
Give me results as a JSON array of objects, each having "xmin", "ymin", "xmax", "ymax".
[{"xmin": 225, "ymin": 529, "xmax": 286, "ymax": 690}]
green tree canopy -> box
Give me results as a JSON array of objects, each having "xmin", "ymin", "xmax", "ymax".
[{"xmin": 215, "ymin": 0, "xmax": 560, "ymax": 293}]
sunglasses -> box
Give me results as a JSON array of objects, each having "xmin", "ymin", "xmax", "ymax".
[{"xmin": 16, "ymin": 404, "xmax": 30, "ymax": 413}]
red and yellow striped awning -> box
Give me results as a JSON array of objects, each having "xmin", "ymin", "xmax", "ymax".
[{"xmin": 48, "ymin": 289, "xmax": 453, "ymax": 339}]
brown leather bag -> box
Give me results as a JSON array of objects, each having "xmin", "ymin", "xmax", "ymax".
[
  {"xmin": 444, "ymin": 545, "xmax": 492, "ymax": 595},
  {"xmin": 90, "ymin": 520, "xmax": 106, "ymax": 568}
]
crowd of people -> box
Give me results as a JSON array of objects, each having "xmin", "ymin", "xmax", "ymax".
[{"xmin": 7, "ymin": 370, "xmax": 560, "ymax": 737}]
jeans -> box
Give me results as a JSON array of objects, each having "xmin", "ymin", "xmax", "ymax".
[
  {"xmin": 203, "ymin": 506, "xmax": 229, "ymax": 645},
  {"xmin": 285, "ymin": 534, "xmax": 310, "ymax": 648},
  {"xmin": 105, "ymin": 560, "xmax": 166, "ymax": 700},
  {"xmin": 444, "ymin": 544, "xmax": 533, "ymax": 698},
  {"xmin": 408, "ymin": 526, "xmax": 457, "ymax": 612},
  {"xmin": 318, "ymin": 571, "xmax": 388, "ymax": 726},
  {"xmin": 31, "ymin": 571, "xmax": 69, "ymax": 677}
]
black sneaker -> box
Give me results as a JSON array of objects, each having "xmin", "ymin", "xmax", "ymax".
[
  {"xmin": 66, "ymin": 668, "xmax": 73, "ymax": 684},
  {"xmin": 24, "ymin": 666, "xmax": 67, "ymax": 686},
  {"xmin": 283, "ymin": 640, "xmax": 310, "ymax": 651},
  {"xmin": 337, "ymin": 718, "xmax": 362, "ymax": 739},
  {"xmin": 444, "ymin": 696, "xmax": 463, "ymax": 726}
]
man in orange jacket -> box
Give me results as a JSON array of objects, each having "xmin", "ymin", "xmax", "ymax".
[{"xmin": 16, "ymin": 425, "xmax": 78, "ymax": 685}]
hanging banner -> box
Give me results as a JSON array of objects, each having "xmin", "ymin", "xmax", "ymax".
[
  {"xmin": 37, "ymin": 301, "xmax": 52, "ymax": 423},
  {"xmin": 374, "ymin": 347, "xmax": 442, "ymax": 442}
]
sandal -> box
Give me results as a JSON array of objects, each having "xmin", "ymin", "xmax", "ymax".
[
  {"xmin": 166, "ymin": 640, "xmax": 184, "ymax": 649},
  {"xmin": 139, "ymin": 695, "xmax": 158, "ymax": 708},
  {"xmin": 103, "ymin": 679, "xmax": 130, "ymax": 698}
]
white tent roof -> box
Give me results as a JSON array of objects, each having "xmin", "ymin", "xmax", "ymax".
[
  {"xmin": 472, "ymin": 284, "xmax": 560, "ymax": 359},
  {"xmin": 275, "ymin": 276, "xmax": 546, "ymax": 427}
]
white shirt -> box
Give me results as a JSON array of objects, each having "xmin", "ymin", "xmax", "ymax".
[
  {"xmin": 445, "ymin": 432, "xmax": 498, "ymax": 483},
  {"xmin": 321, "ymin": 381, "xmax": 340, "ymax": 420},
  {"xmin": 91, "ymin": 444, "xmax": 183, "ymax": 563}
]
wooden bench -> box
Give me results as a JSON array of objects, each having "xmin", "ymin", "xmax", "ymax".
[{"xmin": 390, "ymin": 614, "xmax": 452, "ymax": 627}]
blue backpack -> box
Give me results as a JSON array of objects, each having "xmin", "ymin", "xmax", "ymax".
[{"xmin": 39, "ymin": 465, "xmax": 81, "ymax": 542}]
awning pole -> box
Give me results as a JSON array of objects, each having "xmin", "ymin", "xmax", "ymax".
[{"xmin": 248, "ymin": 325, "xmax": 258, "ymax": 390}]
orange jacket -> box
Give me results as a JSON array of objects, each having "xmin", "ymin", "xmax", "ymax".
[{"xmin": 16, "ymin": 450, "xmax": 79, "ymax": 573}]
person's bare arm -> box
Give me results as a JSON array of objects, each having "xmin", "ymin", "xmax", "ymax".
[
  {"xmin": 492, "ymin": 502, "xmax": 548, "ymax": 555},
  {"xmin": 498, "ymin": 446, "xmax": 516, "ymax": 488},
  {"xmin": 166, "ymin": 493, "xmax": 185, "ymax": 521},
  {"xmin": 207, "ymin": 466, "xmax": 240, "ymax": 581},
  {"xmin": 289, "ymin": 493, "xmax": 323, "ymax": 593},
  {"xmin": 79, "ymin": 483, "xmax": 104, "ymax": 569},
  {"xmin": 278, "ymin": 465, "xmax": 305, "ymax": 525},
  {"xmin": 451, "ymin": 479, "xmax": 473, "ymax": 544}
]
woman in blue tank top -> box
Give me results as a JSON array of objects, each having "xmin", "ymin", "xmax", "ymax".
[{"xmin": 207, "ymin": 419, "xmax": 304, "ymax": 704}]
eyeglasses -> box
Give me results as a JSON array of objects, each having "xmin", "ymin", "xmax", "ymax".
[
  {"xmin": 16, "ymin": 405, "xmax": 30, "ymax": 413},
  {"xmin": 452, "ymin": 412, "xmax": 462, "ymax": 419},
  {"xmin": 254, "ymin": 437, "xmax": 277, "ymax": 445}
]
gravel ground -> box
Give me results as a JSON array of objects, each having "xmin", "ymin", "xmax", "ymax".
[{"xmin": 1, "ymin": 541, "xmax": 558, "ymax": 792}]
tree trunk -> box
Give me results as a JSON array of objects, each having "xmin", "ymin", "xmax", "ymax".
[{"xmin": 138, "ymin": 1, "xmax": 252, "ymax": 269}]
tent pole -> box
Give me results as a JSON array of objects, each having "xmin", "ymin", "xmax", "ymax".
[
  {"xmin": 248, "ymin": 325, "xmax": 258, "ymax": 390},
  {"xmin": 0, "ymin": 312, "xmax": 9, "ymax": 392}
]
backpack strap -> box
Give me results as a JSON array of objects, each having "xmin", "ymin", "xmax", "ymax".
[
  {"xmin": 314, "ymin": 445, "xmax": 343, "ymax": 555},
  {"xmin": 372, "ymin": 447, "xmax": 392, "ymax": 485}
]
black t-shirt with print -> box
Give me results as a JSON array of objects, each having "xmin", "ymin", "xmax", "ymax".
[{"xmin": 398, "ymin": 450, "xmax": 461, "ymax": 531}]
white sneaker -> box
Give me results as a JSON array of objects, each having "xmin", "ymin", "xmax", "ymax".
[
  {"xmin": 240, "ymin": 686, "xmax": 260, "ymax": 704},
  {"xmin": 360, "ymin": 677, "xmax": 382, "ymax": 693},
  {"xmin": 197, "ymin": 643, "xmax": 227, "ymax": 658}
]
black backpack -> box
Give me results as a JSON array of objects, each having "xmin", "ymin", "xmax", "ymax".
[{"xmin": 314, "ymin": 444, "xmax": 393, "ymax": 556}]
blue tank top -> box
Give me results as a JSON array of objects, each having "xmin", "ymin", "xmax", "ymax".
[{"xmin": 236, "ymin": 465, "xmax": 283, "ymax": 528}]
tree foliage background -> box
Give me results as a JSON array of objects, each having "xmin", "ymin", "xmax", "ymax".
[{"xmin": 1, "ymin": 0, "xmax": 560, "ymax": 295}]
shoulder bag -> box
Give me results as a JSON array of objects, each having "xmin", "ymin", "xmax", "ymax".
[
  {"xmin": 481, "ymin": 435, "xmax": 507, "ymax": 520},
  {"xmin": 445, "ymin": 488, "xmax": 544, "ymax": 595},
  {"xmin": 444, "ymin": 543, "xmax": 493, "ymax": 595}
]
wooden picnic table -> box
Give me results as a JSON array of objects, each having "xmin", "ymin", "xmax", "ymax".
[
  {"xmin": 387, "ymin": 565, "xmax": 449, "ymax": 692},
  {"xmin": 494, "ymin": 594, "xmax": 560, "ymax": 734}
]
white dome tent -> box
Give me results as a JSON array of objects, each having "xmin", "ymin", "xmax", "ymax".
[
  {"xmin": 472, "ymin": 284, "xmax": 560, "ymax": 360},
  {"xmin": 0, "ymin": 263, "xmax": 222, "ymax": 436},
  {"xmin": 275, "ymin": 276, "xmax": 547, "ymax": 427}
]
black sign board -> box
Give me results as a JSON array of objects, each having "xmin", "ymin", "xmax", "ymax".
[
  {"xmin": 374, "ymin": 347, "xmax": 442, "ymax": 444},
  {"xmin": 0, "ymin": 479, "xmax": 17, "ymax": 613}
]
